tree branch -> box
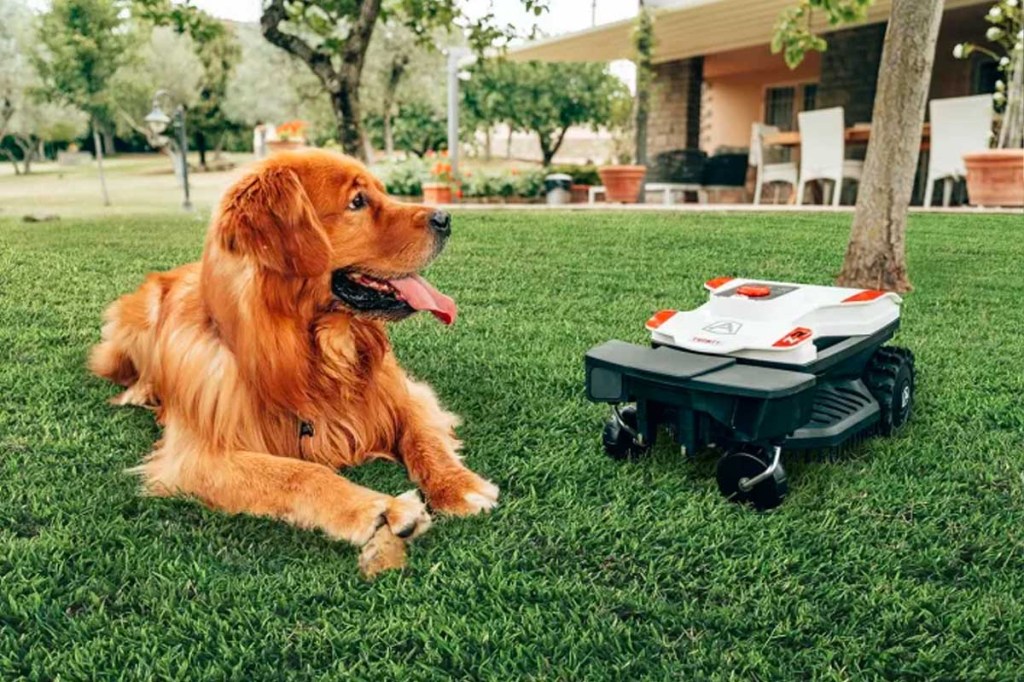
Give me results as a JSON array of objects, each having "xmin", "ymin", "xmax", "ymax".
[
  {"xmin": 261, "ymin": 0, "xmax": 340, "ymax": 92},
  {"xmin": 339, "ymin": 0, "xmax": 383, "ymax": 83}
]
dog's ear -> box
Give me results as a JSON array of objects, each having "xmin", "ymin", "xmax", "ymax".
[{"xmin": 218, "ymin": 167, "xmax": 331, "ymax": 277}]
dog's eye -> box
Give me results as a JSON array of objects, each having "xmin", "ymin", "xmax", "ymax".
[{"xmin": 348, "ymin": 193, "xmax": 366, "ymax": 211}]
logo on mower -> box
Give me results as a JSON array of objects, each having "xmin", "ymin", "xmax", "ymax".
[{"xmin": 703, "ymin": 320, "xmax": 743, "ymax": 335}]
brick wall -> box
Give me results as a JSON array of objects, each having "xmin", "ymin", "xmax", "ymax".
[
  {"xmin": 647, "ymin": 57, "xmax": 703, "ymax": 159},
  {"xmin": 817, "ymin": 24, "xmax": 887, "ymax": 125}
]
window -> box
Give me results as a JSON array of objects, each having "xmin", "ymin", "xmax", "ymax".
[
  {"xmin": 765, "ymin": 86, "xmax": 797, "ymax": 131},
  {"xmin": 803, "ymin": 84, "xmax": 818, "ymax": 112},
  {"xmin": 764, "ymin": 82, "xmax": 819, "ymax": 131}
]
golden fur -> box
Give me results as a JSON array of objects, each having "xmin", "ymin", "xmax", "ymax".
[{"xmin": 90, "ymin": 150, "xmax": 497, "ymax": 569}]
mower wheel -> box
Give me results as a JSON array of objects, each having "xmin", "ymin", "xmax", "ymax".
[
  {"xmin": 716, "ymin": 450, "xmax": 788, "ymax": 510},
  {"xmin": 602, "ymin": 405, "xmax": 652, "ymax": 461},
  {"xmin": 865, "ymin": 346, "xmax": 915, "ymax": 436}
]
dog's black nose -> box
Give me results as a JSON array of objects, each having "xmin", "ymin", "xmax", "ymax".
[{"xmin": 428, "ymin": 210, "xmax": 451, "ymax": 237}]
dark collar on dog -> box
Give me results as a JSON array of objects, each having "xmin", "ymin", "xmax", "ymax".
[{"xmin": 299, "ymin": 420, "xmax": 315, "ymax": 457}]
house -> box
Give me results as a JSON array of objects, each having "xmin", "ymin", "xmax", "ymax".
[{"xmin": 509, "ymin": 0, "xmax": 995, "ymax": 163}]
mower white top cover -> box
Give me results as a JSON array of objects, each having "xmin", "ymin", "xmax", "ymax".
[{"xmin": 650, "ymin": 279, "xmax": 902, "ymax": 366}]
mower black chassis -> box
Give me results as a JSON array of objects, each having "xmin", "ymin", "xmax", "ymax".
[{"xmin": 585, "ymin": 320, "xmax": 900, "ymax": 454}]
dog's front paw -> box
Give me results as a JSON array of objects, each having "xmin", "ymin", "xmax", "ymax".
[
  {"xmin": 425, "ymin": 469, "xmax": 500, "ymax": 516},
  {"xmin": 358, "ymin": 524, "xmax": 407, "ymax": 578},
  {"xmin": 385, "ymin": 489, "xmax": 432, "ymax": 540}
]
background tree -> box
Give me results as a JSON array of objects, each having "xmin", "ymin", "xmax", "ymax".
[
  {"xmin": 34, "ymin": 0, "xmax": 130, "ymax": 205},
  {"xmin": 633, "ymin": 0, "xmax": 654, "ymax": 167},
  {"xmin": 774, "ymin": 0, "xmax": 944, "ymax": 292},
  {"xmin": 224, "ymin": 23, "xmax": 334, "ymax": 141},
  {"xmin": 133, "ymin": 0, "xmax": 242, "ymax": 167},
  {"xmin": 108, "ymin": 25, "xmax": 203, "ymax": 145},
  {"xmin": 260, "ymin": 0, "xmax": 547, "ymax": 161},
  {"xmin": 361, "ymin": 23, "xmax": 445, "ymax": 159},
  {"xmin": 464, "ymin": 59, "xmax": 631, "ymax": 166}
]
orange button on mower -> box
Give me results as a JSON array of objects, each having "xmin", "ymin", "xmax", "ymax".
[{"xmin": 737, "ymin": 284, "xmax": 772, "ymax": 298}]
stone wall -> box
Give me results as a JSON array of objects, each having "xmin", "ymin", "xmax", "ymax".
[
  {"xmin": 647, "ymin": 57, "xmax": 703, "ymax": 159},
  {"xmin": 817, "ymin": 24, "xmax": 887, "ymax": 125}
]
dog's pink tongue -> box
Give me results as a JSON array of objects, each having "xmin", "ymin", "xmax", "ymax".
[{"xmin": 388, "ymin": 274, "xmax": 457, "ymax": 325}]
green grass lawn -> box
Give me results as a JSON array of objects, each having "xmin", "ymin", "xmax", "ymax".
[{"xmin": 2, "ymin": 210, "xmax": 1023, "ymax": 679}]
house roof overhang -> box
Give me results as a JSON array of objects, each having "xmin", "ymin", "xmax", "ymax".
[{"xmin": 508, "ymin": 0, "xmax": 988, "ymax": 64}]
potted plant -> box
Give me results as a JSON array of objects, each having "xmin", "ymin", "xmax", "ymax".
[
  {"xmin": 597, "ymin": 4, "xmax": 653, "ymax": 203},
  {"xmin": 954, "ymin": 1, "xmax": 1023, "ymax": 207},
  {"xmin": 423, "ymin": 151, "xmax": 454, "ymax": 204},
  {"xmin": 268, "ymin": 120, "xmax": 308, "ymax": 153}
]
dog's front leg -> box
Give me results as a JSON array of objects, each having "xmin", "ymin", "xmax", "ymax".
[
  {"xmin": 398, "ymin": 379, "xmax": 499, "ymax": 515},
  {"xmin": 133, "ymin": 429, "xmax": 432, "ymax": 550}
]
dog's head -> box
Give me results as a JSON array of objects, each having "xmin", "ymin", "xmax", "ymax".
[{"xmin": 210, "ymin": 149, "xmax": 456, "ymax": 325}]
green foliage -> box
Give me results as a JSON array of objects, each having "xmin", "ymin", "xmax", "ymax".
[
  {"xmin": 34, "ymin": 0, "xmax": 133, "ymax": 123},
  {"xmin": 1, "ymin": 0, "xmax": 89, "ymax": 171},
  {"xmin": 366, "ymin": 100, "xmax": 448, "ymax": 157},
  {"xmin": 2, "ymin": 210, "xmax": 1024, "ymax": 678},
  {"xmin": 262, "ymin": 0, "xmax": 549, "ymax": 157},
  {"xmin": 463, "ymin": 59, "xmax": 631, "ymax": 165},
  {"xmin": 223, "ymin": 24, "xmax": 333, "ymax": 135},
  {"xmin": 107, "ymin": 25, "xmax": 204, "ymax": 140},
  {"xmin": 548, "ymin": 163, "xmax": 601, "ymax": 186},
  {"xmin": 131, "ymin": 0, "xmax": 244, "ymax": 158},
  {"xmin": 771, "ymin": 0, "xmax": 874, "ymax": 68},
  {"xmin": 372, "ymin": 156, "xmax": 426, "ymax": 196}
]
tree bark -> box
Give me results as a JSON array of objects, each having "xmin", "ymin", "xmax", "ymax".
[
  {"xmin": 383, "ymin": 54, "xmax": 408, "ymax": 160},
  {"xmin": 0, "ymin": 149, "xmax": 21, "ymax": 175},
  {"xmin": 103, "ymin": 127, "xmax": 116, "ymax": 158},
  {"xmin": 837, "ymin": 0, "xmax": 943, "ymax": 293},
  {"xmin": 12, "ymin": 136, "xmax": 33, "ymax": 174},
  {"xmin": 196, "ymin": 130, "xmax": 208, "ymax": 170},
  {"xmin": 539, "ymin": 126, "xmax": 570, "ymax": 166},
  {"xmin": 92, "ymin": 120, "xmax": 111, "ymax": 206},
  {"xmin": 484, "ymin": 127, "xmax": 492, "ymax": 162}
]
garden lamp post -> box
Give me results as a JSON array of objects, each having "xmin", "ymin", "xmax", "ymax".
[
  {"xmin": 145, "ymin": 90, "xmax": 191, "ymax": 211},
  {"xmin": 445, "ymin": 47, "xmax": 473, "ymax": 179}
]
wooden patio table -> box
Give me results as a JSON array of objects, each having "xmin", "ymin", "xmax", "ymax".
[
  {"xmin": 761, "ymin": 123, "xmax": 933, "ymax": 204},
  {"xmin": 763, "ymin": 123, "xmax": 931, "ymax": 150}
]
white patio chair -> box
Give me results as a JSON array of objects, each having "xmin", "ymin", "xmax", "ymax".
[
  {"xmin": 925, "ymin": 95, "xmax": 992, "ymax": 207},
  {"xmin": 796, "ymin": 107, "xmax": 863, "ymax": 206},
  {"xmin": 750, "ymin": 123, "xmax": 797, "ymax": 205}
]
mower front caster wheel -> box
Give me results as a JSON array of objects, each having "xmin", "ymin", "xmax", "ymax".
[
  {"xmin": 716, "ymin": 449, "xmax": 788, "ymax": 510},
  {"xmin": 602, "ymin": 405, "xmax": 652, "ymax": 460}
]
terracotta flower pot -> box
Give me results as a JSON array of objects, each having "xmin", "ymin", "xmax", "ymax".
[
  {"xmin": 963, "ymin": 149, "xmax": 1024, "ymax": 207},
  {"xmin": 598, "ymin": 165, "xmax": 647, "ymax": 203},
  {"xmin": 267, "ymin": 139, "xmax": 306, "ymax": 154},
  {"xmin": 423, "ymin": 182, "xmax": 453, "ymax": 205},
  {"xmin": 570, "ymin": 184, "xmax": 591, "ymax": 204}
]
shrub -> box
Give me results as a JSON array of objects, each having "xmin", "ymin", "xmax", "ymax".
[
  {"xmin": 514, "ymin": 168, "xmax": 546, "ymax": 198},
  {"xmin": 548, "ymin": 163, "xmax": 601, "ymax": 186},
  {"xmin": 373, "ymin": 157, "xmax": 425, "ymax": 197}
]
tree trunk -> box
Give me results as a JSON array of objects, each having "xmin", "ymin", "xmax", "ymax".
[
  {"xmin": 1, "ymin": 149, "xmax": 20, "ymax": 175},
  {"xmin": 837, "ymin": 0, "xmax": 943, "ymax": 293},
  {"xmin": 103, "ymin": 127, "xmax": 116, "ymax": 158},
  {"xmin": 505, "ymin": 128, "xmax": 513, "ymax": 160},
  {"xmin": 384, "ymin": 112, "xmax": 395, "ymax": 159},
  {"xmin": 13, "ymin": 137, "xmax": 33, "ymax": 175},
  {"xmin": 332, "ymin": 87, "xmax": 367, "ymax": 161},
  {"xmin": 196, "ymin": 131, "xmax": 208, "ymax": 170},
  {"xmin": 484, "ymin": 127, "xmax": 492, "ymax": 162},
  {"xmin": 92, "ymin": 121, "xmax": 111, "ymax": 206}
]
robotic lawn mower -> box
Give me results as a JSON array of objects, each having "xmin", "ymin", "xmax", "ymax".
[{"xmin": 584, "ymin": 277, "xmax": 915, "ymax": 510}]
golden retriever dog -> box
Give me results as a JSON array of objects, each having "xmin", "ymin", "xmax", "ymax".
[{"xmin": 89, "ymin": 150, "xmax": 498, "ymax": 572}]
